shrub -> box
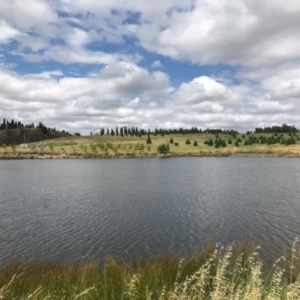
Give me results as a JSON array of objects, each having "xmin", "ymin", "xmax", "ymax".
[
  {"xmin": 170, "ymin": 137, "xmax": 174, "ymax": 144},
  {"xmin": 185, "ymin": 139, "xmax": 191, "ymax": 145},
  {"xmin": 228, "ymin": 139, "xmax": 232, "ymax": 145},
  {"xmin": 174, "ymin": 142, "xmax": 179, "ymax": 146},
  {"xmin": 157, "ymin": 143, "xmax": 170, "ymax": 154}
]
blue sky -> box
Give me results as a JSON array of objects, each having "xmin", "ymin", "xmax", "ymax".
[{"xmin": 0, "ymin": 0, "xmax": 300, "ymax": 134}]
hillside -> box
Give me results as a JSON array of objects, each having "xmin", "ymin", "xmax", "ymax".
[{"xmin": 0, "ymin": 128, "xmax": 71, "ymax": 146}]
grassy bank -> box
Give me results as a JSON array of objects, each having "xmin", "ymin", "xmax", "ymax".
[
  {"xmin": 1, "ymin": 132, "xmax": 300, "ymax": 159},
  {"xmin": 1, "ymin": 242, "xmax": 300, "ymax": 299}
]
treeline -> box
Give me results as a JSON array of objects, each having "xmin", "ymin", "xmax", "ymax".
[
  {"xmin": 0, "ymin": 118, "xmax": 70, "ymax": 145},
  {"xmin": 96, "ymin": 126, "xmax": 238, "ymax": 137},
  {"xmin": 255, "ymin": 124, "xmax": 299, "ymax": 133},
  {"xmin": 0, "ymin": 118, "xmax": 56, "ymax": 134}
]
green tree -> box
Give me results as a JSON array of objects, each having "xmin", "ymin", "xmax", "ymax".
[
  {"xmin": 185, "ymin": 139, "xmax": 191, "ymax": 145},
  {"xmin": 214, "ymin": 139, "xmax": 220, "ymax": 148},
  {"xmin": 146, "ymin": 135, "xmax": 152, "ymax": 144},
  {"xmin": 170, "ymin": 137, "xmax": 174, "ymax": 144},
  {"xmin": 193, "ymin": 140, "xmax": 198, "ymax": 146}
]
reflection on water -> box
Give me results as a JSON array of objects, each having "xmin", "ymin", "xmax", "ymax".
[{"xmin": 0, "ymin": 157, "xmax": 300, "ymax": 265}]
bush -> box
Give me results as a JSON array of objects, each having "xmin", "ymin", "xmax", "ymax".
[
  {"xmin": 174, "ymin": 142, "xmax": 179, "ymax": 146},
  {"xmin": 170, "ymin": 137, "xmax": 174, "ymax": 144},
  {"xmin": 228, "ymin": 139, "xmax": 232, "ymax": 145},
  {"xmin": 157, "ymin": 143, "xmax": 170, "ymax": 154},
  {"xmin": 185, "ymin": 139, "xmax": 191, "ymax": 145}
]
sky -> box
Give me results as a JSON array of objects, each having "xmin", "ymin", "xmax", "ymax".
[{"xmin": 0, "ymin": 0, "xmax": 300, "ymax": 134}]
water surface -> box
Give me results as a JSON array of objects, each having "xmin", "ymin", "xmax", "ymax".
[{"xmin": 0, "ymin": 158, "xmax": 299, "ymax": 265}]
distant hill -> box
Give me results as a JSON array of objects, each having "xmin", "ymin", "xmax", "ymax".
[
  {"xmin": 0, "ymin": 118, "xmax": 72, "ymax": 145},
  {"xmin": 0, "ymin": 128, "xmax": 71, "ymax": 146}
]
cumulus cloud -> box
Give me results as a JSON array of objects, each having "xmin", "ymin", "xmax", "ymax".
[
  {"xmin": 0, "ymin": 0, "xmax": 300, "ymax": 132},
  {"xmin": 0, "ymin": 21, "xmax": 20, "ymax": 44}
]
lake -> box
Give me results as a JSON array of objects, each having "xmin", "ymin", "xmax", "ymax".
[{"xmin": 0, "ymin": 157, "xmax": 299, "ymax": 265}]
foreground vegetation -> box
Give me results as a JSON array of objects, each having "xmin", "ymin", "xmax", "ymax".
[
  {"xmin": 1, "ymin": 131, "xmax": 300, "ymax": 159},
  {"xmin": 1, "ymin": 242, "xmax": 300, "ymax": 299}
]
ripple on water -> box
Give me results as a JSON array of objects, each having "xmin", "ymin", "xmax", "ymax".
[{"xmin": 0, "ymin": 158, "xmax": 300, "ymax": 264}]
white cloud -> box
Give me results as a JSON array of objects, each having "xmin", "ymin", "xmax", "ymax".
[
  {"xmin": 0, "ymin": 21, "xmax": 20, "ymax": 44},
  {"xmin": 0, "ymin": 1, "xmax": 300, "ymax": 132},
  {"xmin": 173, "ymin": 76, "xmax": 229, "ymax": 104},
  {"xmin": 136, "ymin": 0, "xmax": 300, "ymax": 67},
  {"xmin": 151, "ymin": 60, "xmax": 163, "ymax": 68},
  {"xmin": 0, "ymin": 0, "xmax": 57, "ymax": 30}
]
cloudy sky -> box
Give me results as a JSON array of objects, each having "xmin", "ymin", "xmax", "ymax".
[{"xmin": 0, "ymin": 0, "xmax": 300, "ymax": 134}]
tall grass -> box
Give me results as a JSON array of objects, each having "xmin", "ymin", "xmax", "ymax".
[{"xmin": 1, "ymin": 241, "xmax": 300, "ymax": 299}]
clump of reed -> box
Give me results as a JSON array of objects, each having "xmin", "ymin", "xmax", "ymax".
[{"xmin": 1, "ymin": 241, "xmax": 300, "ymax": 299}]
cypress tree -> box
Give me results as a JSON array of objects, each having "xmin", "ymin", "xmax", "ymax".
[{"xmin": 170, "ymin": 137, "xmax": 174, "ymax": 143}]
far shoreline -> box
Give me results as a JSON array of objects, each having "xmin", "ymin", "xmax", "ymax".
[{"xmin": 1, "ymin": 151, "xmax": 300, "ymax": 160}]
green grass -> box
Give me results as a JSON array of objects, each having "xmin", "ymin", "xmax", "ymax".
[
  {"xmin": 1, "ymin": 241, "xmax": 300, "ymax": 299},
  {"xmin": 1, "ymin": 132, "xmax": 300, "ymax": 158}
]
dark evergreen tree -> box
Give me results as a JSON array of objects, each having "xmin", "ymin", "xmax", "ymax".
[
  {"xmin": 208, "ymin": 139, "xmax": 214, "ymax": 146},
  {"xmin": 170, "ymin": 137, "xmax": 174, "ymax": 143},
  {"xmin": 193, "ymin": 140, "xmax": 198, "ymax": 146},
  {"xmin": 185, "ymin": 139, "xmax": 191, "ymax": 145},
  {"xmin": 214, "ymin": 139, "xmax": 220, "ymax": 148},
  {"xmin": 146, "ymin": 134, "xmax": 152, "ymax": 144},
  {"xmin": 221, "ymin": 140, "xmax": 227, "ymax": 147}
]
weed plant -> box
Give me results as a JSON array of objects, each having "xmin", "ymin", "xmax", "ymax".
[{"xmin": 1, "ymin": 241, "xmax": 300, "ymax": 299}]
